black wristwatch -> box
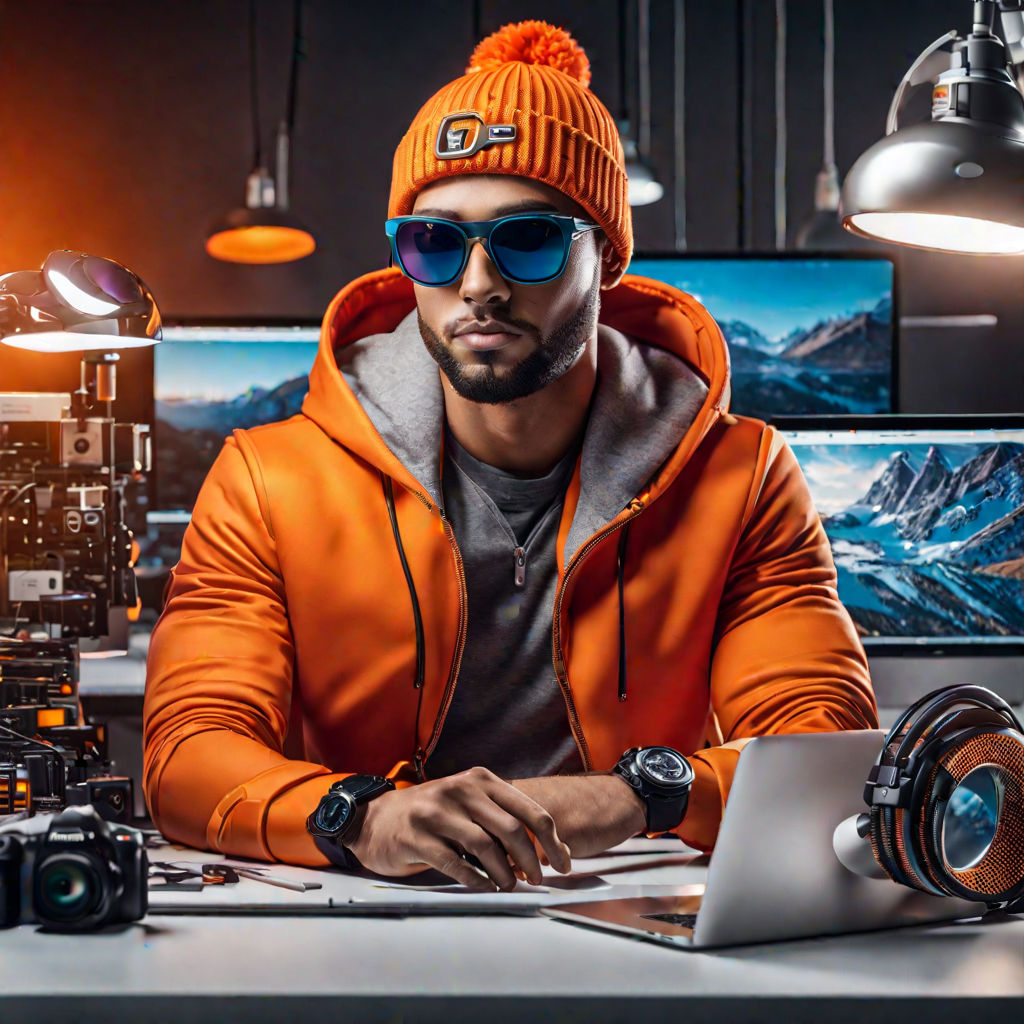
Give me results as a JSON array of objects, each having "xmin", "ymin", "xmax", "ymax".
[
  {"xmin": 306, "ymin": 774, "xmax": 395, "ymax": 864},
  {"xmin": 612, "ymin": 746, "xmax": 694, "ymax": 833}
]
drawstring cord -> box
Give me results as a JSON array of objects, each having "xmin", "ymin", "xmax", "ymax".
[
  {"xmin": 381, "ymin": 473, "xmax": 425, "ymax": 691},
  {"xmin": 616, "ymin": 521, "xmax": 632, "ymax": 702}
]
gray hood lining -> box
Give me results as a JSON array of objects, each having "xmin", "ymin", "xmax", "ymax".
[{"xmin": 337, "ymin": 310, "xmax": 709, "ymax": 562}]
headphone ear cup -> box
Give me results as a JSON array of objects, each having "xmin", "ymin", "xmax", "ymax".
[{"xmin": 921, "ymin": 727, "xmax": 1024, "ymax": 903}]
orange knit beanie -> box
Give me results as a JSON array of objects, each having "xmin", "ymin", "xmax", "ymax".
[{"xmin": 388, "ymin": 20, "xmax": 632, "ymax": 275}]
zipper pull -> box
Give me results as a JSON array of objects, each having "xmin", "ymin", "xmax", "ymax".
[{"xmin": 513, "ymin": 547, "xmax": 526, "ymax": 587}]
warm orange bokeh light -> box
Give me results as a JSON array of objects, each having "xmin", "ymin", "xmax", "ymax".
[{"xmin": 206, "ymin": 225, "xmax": 316, "ymax": 264}]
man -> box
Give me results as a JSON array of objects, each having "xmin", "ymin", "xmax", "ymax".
[{"xmin": 144, "ymin": 21, "xmax": 877, "ymax": 890}]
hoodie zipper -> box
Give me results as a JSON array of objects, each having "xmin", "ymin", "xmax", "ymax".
[
  {"xmin": 552, "ymin": 498, "xmax": 646, "ymax": 771},
  {"xmin": 404, "ymin": 404, "xmax": 723, "ymax": 780},
  {"xmin": 549, "ymin": 402, "xmax": 724, "ymax": 769},
  {"xmin": 406, "ymin": 492, "xmax": 468, "ymax": 782}
]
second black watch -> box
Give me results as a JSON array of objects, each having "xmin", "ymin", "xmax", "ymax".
[
  {"xmin": 306, "ymin": 774, "xmax": 395, "ymax": 851},
  {"xmin": 613, "ymin": 746, "xmax": 694, "ymax": 834}
]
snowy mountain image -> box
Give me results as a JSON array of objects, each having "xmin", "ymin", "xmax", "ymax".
[
  {"xmin": 722, "ymin": 296, "xmax": 892, "ymax": 418},
  {"xmin": 627, "ymin": 258, "xmax": 895, "ymax": 418},
  {"xmin": 796, "ymin": 437, "xmax": 1024, "ymax": 639},
  {"xmin": 153, "ymin": 340, "xmax": 317, "ymax": 512}
]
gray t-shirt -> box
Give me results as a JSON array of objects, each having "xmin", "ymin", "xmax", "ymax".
[{"xmin": 424, "ymin": 431, "xmax": 585, "ymax": 779}]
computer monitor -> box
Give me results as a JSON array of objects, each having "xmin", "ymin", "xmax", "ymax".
[
  {"xmin": 141, "ymin": 323, "xmax": 319, "ymax": 586},
  {"xmin": 628, "ymin": 254, "xmax": 896, "ymax": 419},
  {"xmin": 152, "ymin": 323, "xmax": 320, "ymax": 516},
  {"xmin": 775, "ymin": 415, "xmax": 1024, "ymax": 707}
]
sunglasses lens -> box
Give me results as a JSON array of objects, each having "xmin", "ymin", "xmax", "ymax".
[
  {"xmin": 395, "ymin": 221, "xmax": 465, "ymax": 285},
  {"xmin": 490, "ymin": 218, "xmax": 565, "ymax": 282}
]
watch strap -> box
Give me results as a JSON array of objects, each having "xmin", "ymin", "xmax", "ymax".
[
  {"xmin": 330, "ymin": 774, "xmax": 395, "ymax": 804},
  {"xmin": 644, "ymin": 787, "xmax": 690, "ymax": 833},
  {"xmin": 312, "ymin": 833, "xmax": 362, "ymax": 870}
]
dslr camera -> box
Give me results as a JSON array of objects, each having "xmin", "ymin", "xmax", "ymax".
[{"xmin": 0, "ymin": 805, "xmax": 147, "ymax": 931}]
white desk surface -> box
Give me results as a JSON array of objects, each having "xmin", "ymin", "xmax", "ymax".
[{"xmin": 1, "ymin": 840, "xmax": 1021, "ymax": 1024}]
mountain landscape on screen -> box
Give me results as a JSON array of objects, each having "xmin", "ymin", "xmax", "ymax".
[
  {"xmin": 626, "ymin": 258, "xmax": 895, "ymax": 418},
  {"xmin": 800, "ymin": 440, "xmax": 1024, "ymax": 639},
  {"xmin": 154, "ymin": 342, "xmax": 316, "ymax": 512},
  {"xmin": 722, "ymin": 296, "xmax": 892, "ymax": 418}
]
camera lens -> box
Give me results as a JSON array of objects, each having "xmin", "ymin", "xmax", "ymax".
[{"xmin": 35, "ymin": 854, "xmax": 103, "ymax": 926}]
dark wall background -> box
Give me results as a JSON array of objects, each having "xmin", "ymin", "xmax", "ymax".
[{"xmin": 0, "ymin": 0, "xmax": 1021, "ymax": 413}]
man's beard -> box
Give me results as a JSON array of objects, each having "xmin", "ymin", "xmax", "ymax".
[{"xmin": 417, "ymin": 274, "xmax": 601, "ymax": 405}]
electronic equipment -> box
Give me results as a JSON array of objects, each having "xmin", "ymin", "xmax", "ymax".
[
  {"xmin": 0, "ymin": 251, "xmax": 160, "ymax": 826},
  {"xmin": 0, "ymin": 390, "xmax": 147, "ymax": 823},
  {"xmin": 834, "ymin": 684, "xmax": 1024, "ymax": 911},
  {"xmin": 0, "ymin": 805, "xmax": 147, "ymax": 931},
  {"xmin": 1, "ymin": 391, "xmax": 149, "ymax": 640},
  {"xmin": 628, "ymin": 254, "xmax": 896, "ymax": 419},
  {"xmin": 541, "ymin": 731, "xmax": 978, "ymax": 949}
]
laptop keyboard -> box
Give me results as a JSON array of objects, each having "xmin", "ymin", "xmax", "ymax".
[{"xmin": 642, "ymin": 912, "xmax": 699, "ymax": 929}]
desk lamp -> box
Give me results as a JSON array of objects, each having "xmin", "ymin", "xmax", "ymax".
[
  {"xmin": 841, "ymin": 0, "xmax": 1024, "ymax": 254},
  {"xmin": 0, "ymin": 249, "xmax": 161, "ymax": 414}
]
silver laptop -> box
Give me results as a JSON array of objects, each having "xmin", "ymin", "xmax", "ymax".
[{"xmin": 541, "ymin": 731, "xmax": 980, "ymax": 948}]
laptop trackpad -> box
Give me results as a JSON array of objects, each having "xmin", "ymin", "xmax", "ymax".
[{"xmin": 542, "ymin": 890, "xmax": 705, "ymax": 944}]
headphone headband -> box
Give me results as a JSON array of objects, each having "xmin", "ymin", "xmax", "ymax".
[{"xmin": 887, "ymin": 685, "xmax": 1020, "ymax": 768}]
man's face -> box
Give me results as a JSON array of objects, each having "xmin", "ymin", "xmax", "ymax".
[{"xmin": 411, "ymin": 175, "xmax": 607, "ymax": 405}]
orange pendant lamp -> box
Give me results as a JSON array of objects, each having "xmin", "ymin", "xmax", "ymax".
[{"xmin": 206, "ymin": 0, "xmax": 316, "ymax": 265}]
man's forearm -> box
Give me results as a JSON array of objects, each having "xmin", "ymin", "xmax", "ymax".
[{"xmin": 511, "ymin": 773, "xmax": 647, "ymax": 858}]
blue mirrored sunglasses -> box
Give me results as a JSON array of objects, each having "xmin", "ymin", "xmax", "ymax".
[{"xmin": 384, "ymin": 213, "xmax": 600, "ymax": 287}]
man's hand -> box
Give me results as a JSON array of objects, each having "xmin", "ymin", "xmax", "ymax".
[
  {"xmin": 345, "ymin": 766, "xmax": 573, "ymax": 890},
  {"xmin": 512, "ymin": 773, "xmax": 648, "ymax": 858}
]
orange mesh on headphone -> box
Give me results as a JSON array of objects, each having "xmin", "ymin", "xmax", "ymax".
[{"xmin": 925, "ymin": 732, "xmax": 1024, "ymax": 897}]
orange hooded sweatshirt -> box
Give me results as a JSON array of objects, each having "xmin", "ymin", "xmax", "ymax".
[{"xmin": 143, "ymin": 268, "xmax": 878, "ymax": 866}]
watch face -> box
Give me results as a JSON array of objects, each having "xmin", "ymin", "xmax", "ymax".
[
  {"xmin": 638, "ymin": 747, "xmax": 692, "ymax": 787},
  {"xmin": 313, "ymin": 792, "xmax": 355, "ymax": 836}
]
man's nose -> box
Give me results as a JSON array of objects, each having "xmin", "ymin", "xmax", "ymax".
[{"xmin": 458, "ymin": 239, "xmax": 511, "ymax": 305}]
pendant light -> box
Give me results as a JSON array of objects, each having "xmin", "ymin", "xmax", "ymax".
[
  {"xmin": 620, "ymin": 0, "xmax": 664, "ymax": 207},
  {"xmin": 795, "ymin": 0, "xmax": 852, "ymax": 248},
  {"xmin": 840, "ymin": 0, "xmax": 1024, "ymax": 255},
  {"xmin": 206, "ymin": 0, "xmax": 316, "ymax": 264}
]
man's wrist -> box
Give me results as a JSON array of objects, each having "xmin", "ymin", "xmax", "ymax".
[{"xmin": 606, "ymin": 771, "xmax": 648, "ymax": 834}]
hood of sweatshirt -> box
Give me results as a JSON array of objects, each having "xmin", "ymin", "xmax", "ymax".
[{"xmin": 301, "ymin": 268, "xmax": 731, "ymax": 559}]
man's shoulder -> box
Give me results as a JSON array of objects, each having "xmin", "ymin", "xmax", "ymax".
[{"xmin": 228, "ymin": 413, "xmax": 351, "ymax": 466}]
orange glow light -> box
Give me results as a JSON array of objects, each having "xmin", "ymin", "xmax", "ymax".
[
  {"xmin": 206, "ymin": 225, "xmax": 316, "ymax": 264},
  {"xmin": 37, "ymin": 708, "xmax": 68, "ymax": 728}
]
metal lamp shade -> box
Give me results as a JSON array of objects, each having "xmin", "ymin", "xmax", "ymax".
[
  {"xmin": 0, "ymin": 252, "xmax": 161, "ymax": 353},
  {"xmin": 205, "ymin": 206, "xmax": 316, "ymax": 265},
  {"xmin": 840, "ymin": 119, "xmax": 1024, "ymax": 254}
]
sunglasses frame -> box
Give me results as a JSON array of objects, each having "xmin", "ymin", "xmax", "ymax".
[{"xmin": 384, "ymin": 213, "xmax": 600, "ymax": 287}]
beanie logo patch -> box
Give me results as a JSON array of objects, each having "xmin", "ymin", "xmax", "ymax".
[{"xmin": 435, "ymin": 111, "xmax": 516, "ymax": 160}]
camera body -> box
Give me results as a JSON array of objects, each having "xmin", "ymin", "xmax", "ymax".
[{"xmin": 0, "ymin": 805, "xmax": 147, "ymax": 931}]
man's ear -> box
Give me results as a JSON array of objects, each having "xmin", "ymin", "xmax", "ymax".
[{"xmin": 598, "ymin": 234, "xmax": 625, "ymax": 291}]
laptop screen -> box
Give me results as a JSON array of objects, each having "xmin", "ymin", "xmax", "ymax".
[
  {"xmin": 778, "ymin": 419, "xmax": 1024, "ymax": 648},
  {"xmin": 628, "ymin": 255, "xmax": 896, "ymax": 420}
]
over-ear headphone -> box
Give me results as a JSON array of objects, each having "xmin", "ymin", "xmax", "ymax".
[{"xmin": 859, "ymin": 684, "xmax": 1024, "ymax": 910}]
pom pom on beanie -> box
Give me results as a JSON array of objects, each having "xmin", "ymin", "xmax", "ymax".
[{"xmin": 467, "ymin": 20, "xmax": 592, "ymax": 88}]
